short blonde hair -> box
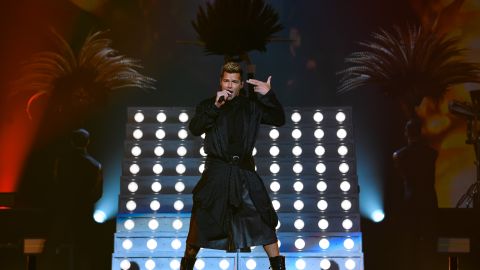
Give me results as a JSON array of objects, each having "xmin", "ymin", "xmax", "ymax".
[{"xmin": 221, "ymin": 62, "xmax": 243, "ymax": 80}]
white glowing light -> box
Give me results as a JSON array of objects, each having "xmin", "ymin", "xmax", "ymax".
[
  {"xmin": 316, "ymin": 163, "xmax": 326, "ymax": 174},
  {"xmin": 272, "ymin": 200, "xmax": 281, "ymax": 211},
  {"xmin": 294, "ymin": 200, "xmax": 304, "ymax": 211},
  {"xmin": 339, "ymin": 163, "xmax": 350, "ymax": 174},
  {"xmin": 293, "ymin": 181, "xmax": 304, "ymax": 192},
  {"xmin": 317, "ymin": 200, "xmax": 328, "ymax": 211},
  {"xmin": 177, "ymin": 146, "xmax": 187, "ymax": 156},
  {"xmin": 291, "ymin": 112, "xmax": 302, "ymax": 122},
  {"xmin": 269, "ymin": 146, "xmax": 280, "ymax": 156},
  {"xmin": 270, "ymin": 181, "xmax": 280, "ymax": 192},
  {"xmin": 313, "ymin": 112, "xmax": 324, "ymax": 122},
  {"xmin": 293, "ymin": 163, "xmax": 303, "ymax": 174},
  {"xmin": 172, "ymin": 219, "xmax": 183, "ymax": 230},
  {"xmin": 295, "ymin": 259, "xmax": 306, "ymax": 270},
  {"xmin": 270, "ymin": 163, "xmax": 280, "ymax": 174},
  {"xmin": 314, "ymin": 129, "xmax": 325, "ymax": 139},
  {"xmin": 128, "ymin": 182, "xmax": 138, "ymax": 193},
  {"xmin": 129, "ymin": 164, "xmax": 140, "ymax": 175},
  {"xmin": 151, "ymin": 182, "xmax": 162, "ymax": 193},
  {"xmin": 169, "ymin": 259, "xmax": 180, "ymax": 270},
  {"xmin": 320, "ymin": 259, "xmax": 331, "ymax": 269},
  {"xmin": 344, "ymin": 238, "xmax": 355, "ymax": 250},
  {"xmin": 372, "ymin": 210, "xmax": 385, "ymax": 222},
  {"xmin": 340, "ymin": 181, "xmax": 351, "ymax": 192},
  {"xmin": 341, "ymin": 200, "xmax": 352, "ymax": 211},
  {"xmin": 145, "ymin": 259, "xmax": 155, "ymax": 270},
  {"xmin": 124, "ymin": 219, "xmax": 135, "ymax": 230},
  {"xmin": 292, "ymin": 146, "xmax": 302, "ymax": 156},
  {"xmin": 147, "ymin": 239, "xmax": 157, "ymax": 250},
  {"xmin": 338, "ymin": 145, "xmax": 348, "ymax": 156},
  {"xmin": 126, "ymin": 200, "xmax": 136, "ymax": 211},
  {"xmin": 179, "ymin": 112, "xmax": 189, "ymax": 123},
  {"xmin": 269, "ymin": 129, "xmax": 279, "ymax": 139},
  {"xmin": 319, "ymin": 238, "xmax": 330, "ymax": 249},
  {"xmin": 246, "ymin": 259, "xmax": 256, "ymax": 270},
  {"xmin": 317, "ymin": 181, "xmax": 327, "ymax": 192},
  {"xmin": 175, "ymin": 182, "xmax": 185, "ymax": 192},
  {"xmin": 122, "ymin": 239, "xmax": 133, "ymax": 250},
  {"xmin": 336, "ymin": 111, "xmax": 346, "ymax": 122},
  {"xmin": 294, "ymin": 238, "xmax": 305, "ymax": 250},
  {"xmin": 337, "ymin": 128, "xmax": 347, "ymax": 139},
  {"xmin": 156, "ymin": 112, "xmax": 167, "ymax": 122},
  {"xmin": 148, "ymin": 219, "xmax": 159, "ymax": 230},
  {"xmin": 252, "ymin": 147, "xmax": 257, "ymax": 156},
  {"xmin": 199, "ymin": 163, "xmax": 205, "ymax": 173},
  {"xmin": 199, "ymin": 147, "xmax": 207, "ymax": 156},
  {"xmin": 134, "ymin": 112, "xmax": 144, "ymax": 122},
  {"xmin": 156, "ymin": 129, "xmax": 166, "ymax": 140},
  {"xmin": 93, "ymin": 210, "xmax": 106, "ymax": 223},
  {"xmin": 133, "ymin": 129, "xmax": 143, "ymax": 140},
  {"xmin": 219, "ymin": 259, "xmax": 230, "ymax": 270},
  {"xmin": 171, "ymin": 239, "xmax": 182, "ymax": 250},
  {"xmin": 294, "ymin": 219, "xmax": 305, "ymax": 230},
  {"xmin": 131, "ymin": 146, "xmax": 141, "ymax": 157},
  {"xmin": 178, "ymin": 129, "xmax": 188, "ymax": 139},
  {"xmin": 150, "ymin": 200, "xmax": 160, "ymax": 211},
  {"xmin": 342, "ymin": 219, "xmax": 353, "ymax": 230},
  {"xmin": 154, "ymin": 146, "xmax": 164, "ymax": 157},
  {"xmin": 153, "ymin": 164, "xmax": 163, "ymax": 174},
  {"xmin": 201, "ymin": 133, "xmax": 206, "ymax": 139},
  {"xmin": 195, "ymin": 259, "xmax": 205, "ymax": 270},
  {"xmin": 276, "ymin": 221, "xmax": 281, "ymax": 230},
  {"xmin": 345, "ymin": 259, "xmax": 356, "ymax": 270},
  {"xmin": 173, "ymin": 200, "xmax": 184, "ymax": 211},
  {"xmin": 292, "ymin": 129, "xmax": 302, "ymax": 139},
  {"xmin": 176, "ymin": 164, "xmax": 186, "ymax": 174},
  {"xmin": 318, "ymin": 219, "xmax": 329, "ymax": 230},
  {"xmin": 120, "ymin": 259, "xmax": 131, "ymax": 270}
]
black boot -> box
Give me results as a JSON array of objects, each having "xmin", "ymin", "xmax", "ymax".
[
  {"xmin": 269, "ymin": 255, "xmax": 286, "ymax": 270},
  {"xmin": 180, "ymin": 257, "xmax": 196, "ymax": 270}
]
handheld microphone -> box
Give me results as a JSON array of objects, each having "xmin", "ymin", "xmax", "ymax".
[{"xmin": 218, "ymin": 95, "xmax": 226, "ymax": 103}]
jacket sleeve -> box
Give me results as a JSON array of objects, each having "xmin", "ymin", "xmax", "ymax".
[
  {"xmin": 188, "ymin": 98, "xmax": 220, "ymax": 136},
  {"xmin": 256, "ymin": 90, "xmax": 285, "ymax": 127}
]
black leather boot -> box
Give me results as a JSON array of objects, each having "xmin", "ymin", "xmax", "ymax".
[
  {"xmin": 269, "ymin": 255, "xmax": 286, "ymax": 270},
  {"xmin": 180, "ymin": 257, "xmax": 196, "ymax": 270}
]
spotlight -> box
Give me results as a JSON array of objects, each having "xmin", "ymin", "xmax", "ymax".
[
  {"xmin": 269, "ymin": 129, "xmax": 280, "ymax": 140},
  {"xmin": 120, "ymin": 259, "xmax": 131, "ymax": 270},
  {"xmin": 219, "ymin": 259, "xmax": 230, "ymax": 270},
  {"xmin": 294, "ymin": 238, "xmax": 306, "ymax": 249},
  {"xmin": 147, "ymin": 239, "xmax": 157, "ymax": 250},
  {"xmin": 126, "ymin": 200, "xmax": 136, "ymax": 211},
  {"xmin": 292, "ymin": 146, "xmax": 302, "ymax": 156},
  {"xmin": 291, "ymin": 112, "xmax": 302, "ymax": 122},
  {"xmin": 134, "ymin": 112, "xmax": 144, "ymax": 122},
  {"xmin": 150, "ymin": 200, "xmax": 160, "ymax": 211},
  {"xmin": 371, "ymin": 210, "xmax": 385, "ymax": 222},
  {"xmin": 122, "ymin": 239, "xmax": 133, "ymax": 250},
  {"xmin": 313, "ymin": 112, "xmax": 324, "ymax": 122},
  {"xmin": 133, "ymin": 129, "xmax": 143, "ymax": 140},
  {"xmin": 145, "ymin": 259, "xmax": 155, "ymax": 270},
  {"xmin": 154, "ymin": 146, "xmax": 164, "ymax": 157},
  {"xmin": 172, "ymin": 219, "xmax": 183, "ymax": 230},
  {"xmin": 129, "ymin": 164, "xmax": 140, "ymax": 175},
  {"xmin": 127, "ymin": 182, "xmax": 138, "ymax": 193},
  {"xmin": 148, "ymin": 219, "xmax": 159, "ymax": 230},
  {"xmin": 155, "ymin": 129, "xmax": 166, "ymax": 139},
  {"xmin": 151, "ymin": 182, "xmax": 162, "ymax": 193},
  {"xmin": 246, "ymin": 259, "xmax": 256, "ymax": 270},
  {"xmin": 319, "ymin": 238, "xmax": 330, "ymax": 249},
  {"xmin": 342, "ymin": 219, "xmax": 353, "ymax": 230},
  {"xmin": 93, "ymin": 210, "xmax": 106, "ymax": 223},
  {"xmin": 315, "ymin": 145, "xmax": 325, "ymax": 156},
  {"xmin": 156, "ymin": 112, "xmax": 167, "ymax": 122},
  {"xmin": 131, "ymin": 146, "xmax": 142, "ymax": 157},
  {"xmin": 320, "ymin": 259, "xmax": 331, "ymax": 269},
  {"xmin": 124, "ymin": 219, "xmax": 135, "ymax": 230},
  {"xmin": 269, "ymin": 146, "xmax": 280, "ymax": 156},
  {"xmin": 153, "ymin": 164, "xmax": 163, "ymax": 174},
  {"xmin": 178, "ymin": 129, "xmax": 188, "ymax": 139},
  {"xmin": 344, "ymin": 238, "xmax": 355, "ymax": 250},
  {"xmin": 292, "ymin": 129, "xmax": 302, "ymax": 139},
  {"xmin": 337, "ymin": 128, "xmax": 347, "ymax": 139},
  {"xmin": 314, "ymin": 129, "xmax": 325, "ymax": 139},
  {"xmin": 318, "ymin": 219, "xmax": 329, "ymax": 230},
  {"xmin": 178, "ymin": 112, "xmax": 189, "ymax": 123},
  {"xmin": 336, "ymin": 111, "xmax": 346, "ymax": 122},
  {"xmin": 171, "ymin": 239, "xmax": 182, "ymax": 250},
  {"xmin": 317, "ymin": 181, "xmax": 327, "ymax": 192}
]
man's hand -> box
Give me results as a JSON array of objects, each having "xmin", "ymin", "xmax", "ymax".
[
  {"xmin": 215, "ymin": 90, "xmax": 232, "ymax": 108},
  {"xmin": 247, "ymin": 76, "xmax": 272, "ymax": 95}
]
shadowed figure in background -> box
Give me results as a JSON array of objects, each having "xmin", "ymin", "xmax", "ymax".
[
  {"xmin": 393, "ymin": 119, "xmax": 438, "ymax": 270},
  {"xmin": 44, "ymin": 129, "xmax": 103, "ymax": 270}
]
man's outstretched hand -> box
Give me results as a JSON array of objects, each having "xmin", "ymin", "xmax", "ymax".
[{"xmin": 247, "ymin": 76, "xmax": 272, "ymax": 95}]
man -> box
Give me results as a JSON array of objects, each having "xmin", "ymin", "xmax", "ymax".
[{"xmin": 181, "ymin": 62, "xmax": 286, "ymax": 270}]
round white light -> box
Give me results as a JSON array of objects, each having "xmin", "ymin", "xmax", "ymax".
[
  {"xmin": 339, "ymin": 163, "xmax": 350, "ymax": 174},
  {"xmin": 153, "ymin": 164, "xmax": 163, "ymax": 174},
  {"xmin": 120, "ymin": 259, "xmax": 131, "ymax": 270},
  {"xmin": 195, "ymin": 259, "xmax": 205, "ymax": 270},
  {"xmin": 93, "ymin": 210, "xmax": 106, "ymax": 223},
  {"xmin": 294, "ymin": 238, "xmax": 305, "ymax": 250},
  {"xmin": 174, "ymin": 200, "xmax": 184, "ymax": 211},
  {"xmin": 154, "ymin": 146, "xmax": 164, "ymax": 157},
  {"xmin": 337, "ymin": 128, "xmax": 347, "ymax": 139},
  {"xmin": 270, "ymin": 181, "xmax": 280, "ymax": 192},
  {"xmin": 131, "ymin": 146, "xmax": 142, "ymax": 157},
  {"xmin": 341, "ymin": 200, "xmax": 352, "ymax": 211},
  {"xmin": 315, "ymin": 145, "xmax": 325, "ymax": 156},
  {"xmin": 317, "ymin": 181, "xmax": 327, "ymax": 192},
  {"xmin": 134, "ymin": 112, "xmax": 144, "ymax": 122},
  {"xmin": 156, "ymin": 112, "xmax": 167, "ymax": 122},
  {"xmin": 155, "ymin": 129, "xmax": 166, "ymax": 140},
  {"xmin": 276, "ymin": 221, "xmax": 281, "ymax": 230},
  {"xmin": 295, "ymin": 259, "xmax": 306, "ymax": 270},
  {"xmin": 313, "ymin": 112, "xmax": 324, "ymax": 122},
  {"xmin": 133, "ymin": 129, "xmax": 143, "ymax": 140},
  {"xmin": 292, "ymin": 146, "xmax": 302, "ymax": 156},
  {"xmin": 293, "ymin": 181, "xmax": 304, "ymax": 192},
  {"xmin": 318, "ymin": 219, "xmax": 329, "ymax": 230},
  {"xmin": 148, "ymin": 219, "xmax": 159, "ymax": 230},
  {"xmin": 272, "ymin": 200, "xmax": 281, "ymax": 211},
  {"xmin": 128, "ymin": 182, "xmax": 138, "ymax": 193},
  {"xmin": 269, "ymin": 146, "xmax": 280, "ymax": 156},
  {"xmin": 199, "ymin": 164, "xmax": 205, "ymax": 173},
  {"xmin": 269, "ymin": 129, "xmax": 279, "ymax": 140},
  {"xmin": 176, "ymin": 164, "xmax": 186, "ymax": 174},
  {"xmin": 293, "ymin": 200, "xmax": 304, "ymax": 211},
  {"xmin": 319, "ymin": 238, "xmax": 330, "ymax": 249},
  {"xmin": 320, "ymin": 259, "xmax": 331, "ymax": 269},
  {"xmin": 342, "ymin": 219, "xmax": 353, "ymax": 230},
  {"xmin": 270, "ymin": 163, "xmax": 280, "ymax": 174},
  {"xmin": 317, "ymin": 200, "xmax": 328, "ymax": 211},
  {"xmin": 147, "ymin": 239, "xmax": 157, "ymax": 250},
  {"xmin": 372, "ymin": 210, "xmax": 385, "ymax": 222},
  {"xmin": 336, "ymin": 111, "xmax": 346, "ymax": 122},
  {"xmin": 178, "ymin": 129, "xmax": 188, "ymax": 140},
  {"xmin": 340, "ymin": 181, "xmax": 351, "ymax": 192},
  {"xmin": 291, "ymin": 129, "xmax": 302, "ymax": 139},
  {"xmin": 122, "ymin": 239, "xmax": 133, "ymax": 250},
  {"xmin": 201, "ymin": 133, "xmax": 206, "ymax": 139},
  {"xmin": 129, "ymin": 164, "xmax": 140, "ymax": 175},
  {"xmin": 126, "ymin": 200, "xmax": 136, "ymax": 211},
  {"xmin": 314, "ymin": 129, "xmax": 325, "ymax": 139},
  {"xmin": 175, "ymin": 182, "xmax": 185, "ymax": 192},
  {"xmin": 151, "ymin": 182, "xmax": 162, "ymax": 193},
  {"xmin": 219, "ymin": 259, "xmax": 230, "ymax": 270},
  {"xmin": 293, "ymin": 163, "xmax": 303, "ymax": 174},
  {"xmin": 338, "ymin": 145, "xmax": 348, "ymax": 156},
  {"xmin": 124, "ymin": 219, "xmax": 135, "ymax": 230},
  {"xmin": 169, "ymin": 259, "xmax": 180, "ymax": 270},
  {"xmin": 345, "ymin": 259, "xmax": 356, "ymax": 270},
  {"xmin": 291, "ymin": 112, "xmax": 301, "ymax": 122},
  {"xmin": 177, "ymin": 146, "xmax": 187, "ymax": 156},
  {"xmin": 252, "ymin": 147, "xmax": 257, "ymax": 156},
  {"xmin": 344, "ymin": 238, "xmax": 355, "ymax": 250},
  {"xmin": 294, "ymin": 219, "xmax": 305, "ymax": 230},
  {"xmin": 179, "ymin": 112, "xmax": 189, "ymax": 123},
  {"xmin": 145, "ymin": 259, "xmax": 155, "ymax": 270},
  {"xmin": 199, "ymin": 147, "xmax": 207, "ymax": 156},
  {"xmin": 171, "ymin": 239, "xmax": 182, "ymax": 250},
  {"xmin": 246, "ymin": 259, "xmax": 257, "ymax": 269},
  {"xmin": 150, "ymin": 200, "xmax": 160, "ymax": 211},
  {"xmin": 316, "ymin": 163, "xmax": 326, "ymax": 174},
  {"xmin": 172, "ymin": 219, "xmax": 183, "ymax": 230}
]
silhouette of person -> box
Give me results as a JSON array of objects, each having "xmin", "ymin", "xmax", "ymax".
[
  {"xmin": 45, "ymin": 128, "xmax": 103, "ymax": 270},
  {"xmin": 393, "ymin": 119, "xmax": 438, "ymax": 270}
]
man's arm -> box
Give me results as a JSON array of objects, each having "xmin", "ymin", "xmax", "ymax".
[
  {"xmin": 188, "ymin": 98, "xmax": 220, "ymax": 136},
  {"xmin": 247, "ymin": 76, "xmax": 285, "ymax": 127}
]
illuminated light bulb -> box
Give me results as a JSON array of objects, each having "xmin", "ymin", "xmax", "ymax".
[
  {"xmin": 292, "ymin": 129, "xmax": 302, "ymax": 139},
  {"xmin": 269, "ymin": 146, "xmax": 280, "ymax": 156},
  {"xmin": 129, "ymin": 164, "xmax": 140, "ymax": 175},
  {"xmin": 317, "ymin": 200, "xmax": 328, "ymax": 211},
  {"xmin": 336, "ymin": 111, "xmax": 346, "ymax": 122},
  {"xmin": 317, "ymin": 181, "xmax": 327, "ymax": 192},
  {"xmin": 147, "ymin": 239, "xmax": 157, "ymax": 250},
  {"xmin": 122, "ymin": 239, "xmax": 133, "ymax": 250},
  {"xmin": 172, "ymin": 219, "xmax": 183, "ymax": 230},
  {"xmin": 175, "ymin": 182, "xmax": 185, "ymax": 192},
  {"xmin": 126, "ymin": 200, "xmax": 136, "ymax": 211},
  {"xmin": 128, "ymin": 182, "xmax": 138, "ymax": 193},
  {"xmin": 156, "ymin": 112, "xmax": 167, "ymax": 122},
  {"xmin": 269, "ymin": 129, "xmax": 279, "ymax": 139},
  {"xmin": 150, "ymin": 200, "xmax": 160, "ymax": 211},
  {"xmin": 134, "ymin": 112, "xmax": 144, "ymax": 122},
  {"xmin": 179, "ymin": 112, "xmax": 189, "ymax": 123},
  {"xmin": 293, "ymin": 181, "xmax": 304, "ymax": 192},
  {"xmin": 313, "ymin": 112, "xmax": 324, "ymax": 122},
  {"xmin": 151, "ymin": 182, "xmax": 162, "ymax": 193},
  {"xmin": 152, "ymin": 164, "xmax": 163, "ymax": 174},
  {"xmin": 342, "ymin": 219, "xmax": 353, "ymax": 230},
  {"xmin": 133, "ymin": 129, "xmax": 143, "ymax": 139},
  {"xmin": 178, "ymin": 129, "xmax": 188, "ymax": 139},
  {"xmin": 148, "ymin": 219, "xmax": 159, "ymax": 230},
  {"xmin": 291, "ymin": 112, "xmax": 301, "ymax": 122},
  {"xmin": 293, "ymin": 200, "xmax": 304, "ymax": 211},
  {"xmin": 154, "ymin": 146, "xmax": 164, "ymax": 157},
  {"xmin": 156, "ymin": 129, "xmax": 166, "ymax": 140},
  {"xmin": 314, "ymin": 129, "xmax": 324, "ymax": 139},
  {"xmin": 318, "ymin": 219, "xmax": 329, "ymax": 230},
  {"xmin": 315, "ymin": 145, "xmax": 325, "ymax": 156},
  {"xmin": 319, "ymin": 238, "xmax": 330, "ymax": 249},
  {"xmin": 270, "ymin": 181, "xmax": 280, "ymax": 192},
  {"xmin": 124, "ymin": 219, "xmax": 135, "ymax": 230},
  {"xmin": 294, "ymin": 238, "xmax": 305, "ymax": 250},
  {"xmin": 344, "ymin": 238, "xmax": 355, "ymax": 250},
  {"xmin": 320, "ymin": 259, "xmax": 331, "ymax": 269},
  {"xmin": 340, "ymin": 181, "xmax": 351, "ymax": 192},
  {"xmin": 176, "ymin": 164, "xmax": 186, "ymax": 174},
  {"xmin": 131, "ymin": 146, "xmax": 141, "ymax": 157},
  {"xmin": 338, "ymin": 145, "xmax": 348, "ymax": 156},
  {"xmin": 316, "ymin": 163, "xmax": 326, "ymax": 174},
  {"xmin": 337, "ymin": 128, "xmax": 347, "ymax": 139},
  {"xmin": 177, "ymin": 146, "xmax": 187, "ymax": 156}
]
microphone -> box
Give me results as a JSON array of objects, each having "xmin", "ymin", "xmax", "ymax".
[{"xmin": 218, "ymin": 95, "xmax": 226, "ymax": 103}]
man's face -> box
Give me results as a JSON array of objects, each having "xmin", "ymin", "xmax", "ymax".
[{"xmin": 220, "ymin": 72, "xmax": 243, "ymax": 101}]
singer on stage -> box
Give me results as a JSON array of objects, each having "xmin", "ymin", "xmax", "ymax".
[{"xmin": 180, "ymin": 61, "xmax": 286, "ymax": 270}]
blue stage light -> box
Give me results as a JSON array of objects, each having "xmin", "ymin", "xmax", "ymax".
[
  {"xmin": 371, "ymin": 210, "xmax": 385, "ymax": 222},
  {"xmin": 93, "ymin": 210, "xmax": 106, "ymax": 223}
]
